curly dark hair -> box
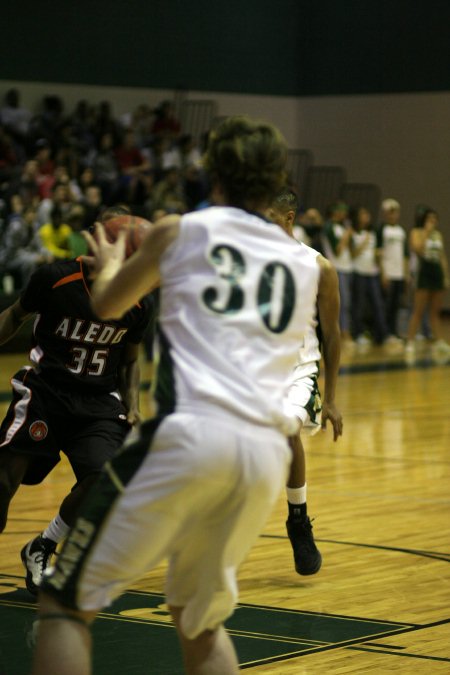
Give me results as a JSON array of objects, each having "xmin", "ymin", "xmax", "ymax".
[{"xmin": 203, "ymin": 116, "xmax": 287, "ymax": 209}]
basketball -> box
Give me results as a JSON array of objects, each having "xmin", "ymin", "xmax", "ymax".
[{"xmin": 102, "ymin": 215, "xmax": 152, "ymax": 257}]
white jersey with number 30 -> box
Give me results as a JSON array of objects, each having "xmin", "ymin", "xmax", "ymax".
[{"xmin": 157, "ymin": 207, "xmax": 320, "ymax": 436}]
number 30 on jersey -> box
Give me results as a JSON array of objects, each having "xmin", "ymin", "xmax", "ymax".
[{"xmin": 202, "ymin": 244, "xmax": 295, "ymax": 334}]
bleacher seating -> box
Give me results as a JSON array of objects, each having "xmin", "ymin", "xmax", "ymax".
[{"xmin": 180, "ymin": 100, "xmax": 217, "ymax": 140}]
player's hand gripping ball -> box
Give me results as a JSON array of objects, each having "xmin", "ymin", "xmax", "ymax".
[{"xmin": 102, "ymin": 215, "xmax": 152, "ymax": 258}]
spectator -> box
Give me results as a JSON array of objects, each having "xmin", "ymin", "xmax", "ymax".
[
  {"xmin": 93, "ymin": 100, "xmax": 122, "ymax": 146},
  {"xmin": 70, "ymin": 166, "xmax": 97, "ymax": 202},
  {"xmin": 147, "ymin": 136, "xmax": 174, "ymax": 182},
  {"xmin": 376, "ymin": 198, "xmax": 409, "ymax": 338},
  {"xmin": 54, "ymin": 123, "xmax": 81, "ymax": 180},
  {"xmin": 91, "ymin": 132, "xmax": 119, "ymax": 202},
  {"xmin": 129, "ymin": 103, "xmax": 154, "ymax": 148},
  {"xmin": 0, "ymin": 204, "xmax": 50, "ymax": 289},
  {"xmin": 81, "ymin": 184, "xmax": 104, "ymax": 229},
  {"xmin": 0, "ymin": 89, "xmax": 31, "ymax": 139},
  {"xmin": 33, "ymin": 139, "xmax": 55, "ymax": 199},
  {"xmin": 66, "ymin": 205, "xmax": 89, "ymax": 257},
  {"xmin": 152, "ymin": 166, "xmax": 187, "ymax": 214},
  {"xmin": 183, "ymin": 163, "xmax": 208, "ymax": 211},
  {"xmin": 177, "ymin": 134, "xmax": 202, "ymax": 169},
  {"xmin": 349, "ymin": 206, "xmax": 397, "ymax": 349},
  {"xmin": 296, "ymin": 208, "xmax": 325, "ymax": 252},
  {"xmin": 323, "ymin": 202, "xmax": 354, "ymax": 346},
  {"xmin": 38, "ymin": 205, "xmax": 72, "ymax": 259},
  {"xmin": 37, "ymin": 181, "xmax": 73, "ymax": 226},
  {"xmin": 405, "ymin": 209, "xmax": 450, "ymax": 358},
  {"xmin": 69, "ymin": 99, "xmax": 95, "ymax": 152},
  {"xmin": 13, "ymin": 159, "xmax": 40, "ymax": 207},
  {"xmin": 29, "ymin": 95, "xmax": 64, "ymax": 145},
  {"xmin": 115, "ymin": 129, "xmax": 151, "ymax": 203},
  {"xmin": 151, "ymin": 100, "xmax": 181, "ymax": 139},
  {"xmin": 0, "ymin": 125, "xmax": 18, "ymax": 182},
  {"xmin": 409, "ymin": 203, "xmax": 432, "ymax": 340}
]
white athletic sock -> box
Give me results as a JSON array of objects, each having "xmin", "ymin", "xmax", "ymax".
[
  {"xmin": 286, "ymin": 484, "xmax": 307, "ymax": 505},
  {"xmin": 42, "ymin": 514, "xmax": 70, "ymax": 544}
]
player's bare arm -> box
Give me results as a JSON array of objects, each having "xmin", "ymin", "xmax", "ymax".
[
  {"xmin": 84, "ymin": 215, "xmax": 180, "ymax": 319},
  {"xmin": 118, "ymin": 342, "xmax": 142, "ymax": 425},
  {"xmin": 0, "ymin": 299, "xmax": 33, "ymax": 346},
  {"xmin": 317, "ymin": 256, "xmax": 343, "ymax": 441}
]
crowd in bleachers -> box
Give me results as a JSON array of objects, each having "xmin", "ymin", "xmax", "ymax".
[
  {"xmin": 1, "ymin": 88, "xmax": 449, "ymax": 356},
  {"xmin": 0, "ymin": 89, "xmax": 209, "ymax": 289}
]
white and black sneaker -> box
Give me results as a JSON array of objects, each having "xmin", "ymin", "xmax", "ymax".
[{"xmin": 21, "ymin": 534, "xmax": 56, "ymax": 595}]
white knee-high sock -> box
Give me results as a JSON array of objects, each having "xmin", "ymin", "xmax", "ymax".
[{"xmin": 42, "ymin": 514, "xmax": 70, "ymax": 544}]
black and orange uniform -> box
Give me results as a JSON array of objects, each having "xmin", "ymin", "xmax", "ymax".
[{"xmin": 0, "ymin": 258, "xmax": 152, "ymax": 485}]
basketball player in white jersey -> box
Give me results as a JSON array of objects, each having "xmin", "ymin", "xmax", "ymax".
[
  {"xmin": 32, "ymin": 117, "xmax": 321, "ymax": 675},
  {"xmin": 267, "ymin": 189, "xmax": 342, "ymax": 576}
]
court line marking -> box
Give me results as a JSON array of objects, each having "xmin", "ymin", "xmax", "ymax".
[
  {"xmin": 261, "ymin": 533, "xmax": 450, "ymax": 562},
  {"xmin": 241, "ymin": 618, "xmax": 450, "ymax": 668},
  {"xmin": 4, "ymin": 576, "xmax": 446, "ymax": 671},
  {"xmin": 347, "ymin": 645, "xmax": 450, "ymax": 663}
]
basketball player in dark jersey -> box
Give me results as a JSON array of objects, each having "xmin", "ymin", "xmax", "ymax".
[{"xmin": 0, "ymin": 207, "xmax": 153, "ymax": 594}]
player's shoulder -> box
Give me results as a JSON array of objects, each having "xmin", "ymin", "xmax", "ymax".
[
  {"xmin": 299, "ymin": 241, "xmax": 320, "ymax": 258},
  {"xmin": 295, "ymin": 242, "xmax": 322, "ymax": 270},
  {"xmin": 28, "ymin": 258, "xmax": 79, "ymax": 287}
]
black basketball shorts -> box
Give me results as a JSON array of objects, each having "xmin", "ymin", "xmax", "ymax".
[{"xmin": 0, "ymin": 368, "xmax": 131, "ymax": 485}]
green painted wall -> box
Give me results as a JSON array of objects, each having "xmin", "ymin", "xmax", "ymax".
[{"xmin": 1, "ymin": 1, "xmax": 449, "ymax": 96}]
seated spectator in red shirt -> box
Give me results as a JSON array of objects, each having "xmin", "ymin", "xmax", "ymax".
[
  {"xmin": 34, "ymin": 139, "xmax": 56, "ymax": 198},
  {"xmin": 115, "ymin": 130, "xmax": 151, "ymax": 203},
  {"xmin": 151, "ymin": 100, "xmax": 181, "ymax": 140}
]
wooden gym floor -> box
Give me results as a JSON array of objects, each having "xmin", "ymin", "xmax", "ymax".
[{"xmin": 0, "ymin": 333, "xmax": 449, "ymax": 673}]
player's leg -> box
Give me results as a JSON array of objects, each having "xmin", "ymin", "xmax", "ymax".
[
  {"xmin": 429, "ymin": 290, "xmax": 445, "ymax": 340},
  {"xmin": 285, "ymin": 374, "xmax": 322, "ymax": 575},
  {"xmin": 164, "ymin": 417, "xmax": 289, "ymax": 670},
  {"xmin": 429, "ymin": 290, "xmax": 450, "ymax": 355},
  {"xmin": 367, "ymin": 275, "xmax": 389, "ymax": 345},
  {"xmin": 170, "ymin": 606, "xmax": 239, "ymax": 675},
  {"xmin": 385, "ymin": 278, "xmax": 399, "ymax": 337},
  {"xmin": 32, "ymin": 416, "xmax": 173, "ymax": 673},
  {"xmin": 286, "ymin": 431, "xmax": 306, "ymax": 507},
  {"xmin": 406, "ymin": 289, "xmax": 429, "ymax": 355},
  {"xmin": 0, "ymin": 368, "xmax": 59, "ymax": 546},
  {"xmin": 285, "ymin": 432, "xmax": 322, "ymax": 575},
  {"xmin": 32, "ymin": 593, "xmax": 96, "ymax": 675},
  {"xmin": 22, "ymin": 405, "xmax": 130, "ymax": 594},
  {"xmin": 22, "ymin": 473, "xmax": 101, "ymax": 595}
]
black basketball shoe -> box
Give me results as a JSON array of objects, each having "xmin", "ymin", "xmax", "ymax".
[{"xmin": 286, "ymin": 515, "xmax": 322, "ymax": 575}]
